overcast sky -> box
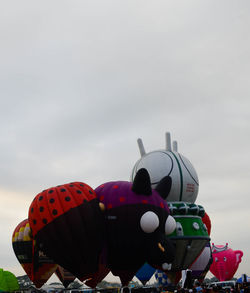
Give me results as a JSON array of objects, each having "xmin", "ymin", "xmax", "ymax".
[{"xmin": 1, "ymin": 0, "xmax": 250, "ymax": 285}]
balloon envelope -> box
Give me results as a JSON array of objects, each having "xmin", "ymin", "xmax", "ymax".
[
  {"xmin": 12, "ymin": 219, "xmax": 57, "ymax": 288},
  {"xmin": 95, "ymin": 169, "xmax": 176, "ymax": 285},
  {"xmin": 190, "ymin": 242, "xmax": 213, "ymax": 280},
  {"xmin": 131, "ymin": 148, "xmax": 199, "ymax": 203},
  {"xmin": 136, "ymin": 263, "xmax": 156, "ymax": 285},
  {"xmin": 0, "ymin": 269, "xmax": 19, "ymax": 292},
  {"xmin": 210, "ymin": 244, "xmax": 243, "ymax": 281},
  {"xmin": 28, "ymin": 182, "xmax": 105, "ymax": 281},
  {"xmin": 190, "ymin": 213, "xmax": 212, "ymax": 280},
  {"xmin": 167, "ymin": 203, "xmax": 210, "ymax": 271},
  {"xmin": 202, "ymin": 212, "xmax": 211, "ymax": 235},
  {"xmin": 237, "ymin": 275, "xmax": 250, "ymax": 283},
  {"xmin": 55, "ymin": 266, "xmax": 75, "ymax": 288}
]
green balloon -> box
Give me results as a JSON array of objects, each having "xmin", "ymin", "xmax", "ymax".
[{"xmin": 0, "ymin": 269, "xmax": 19, "ymax": 292}]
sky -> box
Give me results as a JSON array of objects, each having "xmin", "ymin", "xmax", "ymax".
[{"xmin": 1, "ymin": 0, "xmax": 250, "ymax": 286}]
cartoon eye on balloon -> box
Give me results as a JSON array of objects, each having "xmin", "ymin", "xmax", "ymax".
[
  {"xmin": 165, "ymin": 216, "xmax": 176, "ymax": 235},
  {"xmin": 140, "ymin": 212, "xmax": 159, "ymax": 233},
  {"xmin": 176, "ymin": 222, "xmax": 184, "ymax": 236},
  {"xmin": 140, "ymin": 208, "xmax": 176, "ymax": 235}
]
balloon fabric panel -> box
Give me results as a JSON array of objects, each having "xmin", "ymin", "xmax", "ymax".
[
  {"xmin": 136, "ymin": 263, "xmax": 156, "ymax": 285},
  {"xmin": 202, "ymin": 213, "xmax": 211, "ymax": 235},
  {"xmin": 55, "ymin": 266, "xmax": 75, "ymax": 288}
]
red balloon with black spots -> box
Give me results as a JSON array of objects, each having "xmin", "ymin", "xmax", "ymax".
[{"xmin": 28, "ymin": 182, "xmax": 105, "ymax": 281}]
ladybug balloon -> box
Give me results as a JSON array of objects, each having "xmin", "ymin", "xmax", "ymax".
[{"xmin": 28, "ymin": 182, "xmax": 105, "ymax": 281}]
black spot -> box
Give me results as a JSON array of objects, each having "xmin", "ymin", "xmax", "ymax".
[
  {"xmin": 52, "ymin": 209, "xmax": 58, "ymax": 215},
  {"xmin": 33, "ymin": 219, "xmax": 37, "ymax": 225},
  {"xmin": 65, "ymin": 196, "xmax": 71, "ymax": 201},
  {"xmin": 89, "ymin": 190, "xmax": 93, "ymax": 194},
  {"xmin": 60, "ymin": 188, "xmax": 66, "ymax": 192},
  {"xmin": 83, "ymin": 199, "xmax": 87, "ymax": 203},
  {"xmin": 42, "ymin": 218, "xmax": 47, "ymax": 224},
  {"xmin": 80, "ymin": 184, "xmax": 84, "ymax": 187},
  {"xmin": 76, "ymin": 190, "xmax": 82, "ymax": 194},
  {"xmin": 69, "ymin": 184, "xmax": 74, "ymax": 187},
  {"xmin": 39, "ymin": 196, "xmax": 43, "ymax": 201},
  {"xmin": 49, "ymin": 198, "xmax": 55, "ymax": 204},
  {"xmin": 30, "ymin": 207, "xmax": 34, "ymax": 213},
  {"xmin": 39, "ymin": 206, "xmax": 44, "ymax": 212},
  {"xmin": 48, "ymin": 190, "xmax": 54, "ymax": 194}
]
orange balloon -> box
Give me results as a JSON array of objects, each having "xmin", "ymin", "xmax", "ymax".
[{"xmin": 12, "ymin": 219, "xmax": 57, "ymax": 288}]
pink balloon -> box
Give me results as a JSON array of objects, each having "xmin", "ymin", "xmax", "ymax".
[{"xmin": 210, "ymin": 243, "xmax": 243, "ymax": 281}]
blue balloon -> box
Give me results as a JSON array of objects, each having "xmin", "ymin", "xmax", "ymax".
[
  {"xmin": 136, "ymin": 263, "xmax": 156, "ymax": 285},
  {"xmin": 237, "ymin": 275, "xmax": 250, "ymax": 283}
]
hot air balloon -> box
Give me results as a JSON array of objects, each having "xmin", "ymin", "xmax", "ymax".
[
  {"xmin": 202, "ymin": 212, "xmax": 211, "ymax": 236},
  {"xmin": 131, "ymin": 133, "xmax": 210, "ymax": 284},
  {"xmin": 210, "ymin": 243, "xmax": 243, "ymax": 281},
  {"xmin": 95, "ymin": 168, "xmax": 176, "ymax": 286},
  {"xmin": 190, "ymin": 242, "xmax": 212, "ymax": 281},
  {"xmin": 28, "ymin": 182, "xmax": 105, "ymax": 282},
  {"xmin": 55, "ymin": 266, "xmax": 75, "ymax": 288},
  {"xmin": 12, "ymin": 219, "xmax": 57, "ymax": 288},
  {"xmin": 131, "ymin": 132, "xmax": 199, "ymax": 203},
  {"xmin": 164, "ymin": 202, "xmax": 209, "ymax": 284},
  {"xmin": 237, "ymin": 274, "xmax": 250, "ymax": 284},
  {"xmin": 0, "ymin": 269, "xmax": 19, "ymax": 292},
  {"xmin": 189, "ymin": 212, "xmax": 213, "ymax": 280},
  {"xmin": 135, "ymin": 263, "xmax": 156, "ymax": 285}
]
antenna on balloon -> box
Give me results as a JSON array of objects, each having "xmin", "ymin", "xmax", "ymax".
[
  {"xmin": 165, "ymin": 132, "xmax": 172, "ymax": 151},
  {"xmin": 173, "ymin": 140, "xmax": 178, "ymax": 152},
  {"xmin": 137, "ymin": 138, "xmax": 146, "ymax": 157}
]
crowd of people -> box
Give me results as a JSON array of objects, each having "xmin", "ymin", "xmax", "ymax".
[{"xmin": 160, "ymin": 281, "xmax": 250, "ymax": 293}]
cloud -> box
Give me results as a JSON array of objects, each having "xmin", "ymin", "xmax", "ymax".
[{"xmin": 1, "ymin": 0, "xmax": 250, "ymax": 283}]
